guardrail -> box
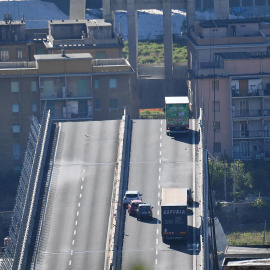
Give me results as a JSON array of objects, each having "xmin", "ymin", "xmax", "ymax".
[{"xmin": 0, "ymin": 110, "xmax": 51, "ymax": 270}]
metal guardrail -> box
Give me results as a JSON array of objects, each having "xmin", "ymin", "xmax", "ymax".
[{"xmin": 0, "ymin": 110, "xmax": 51, "ymax": 270}]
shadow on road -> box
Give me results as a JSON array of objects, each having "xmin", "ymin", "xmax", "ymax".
[{"xmin": 169, "ymin": 130, "xmax": 200, "ymax": 145}]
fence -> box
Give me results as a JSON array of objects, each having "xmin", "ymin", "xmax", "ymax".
[{"xmin": 0, "ymin": 109, "xmax": 51, "ymax": 270}]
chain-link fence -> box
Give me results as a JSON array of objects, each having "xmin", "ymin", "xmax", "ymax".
[{"xmin": 0, "ymin": 110, "xmax": 51, "ymax": 270}]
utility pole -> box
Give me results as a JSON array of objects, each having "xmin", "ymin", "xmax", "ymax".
[
  {"xmin": 224, "ymin": 150, "xmax": 227, "ymax": 201},
  {"xmin": 263, "ymin": 220, "xmax": 266, "ymax": 245},
  {"xmin": 233, "ymin": 161, "xmax": 236, "ymax": 212}
]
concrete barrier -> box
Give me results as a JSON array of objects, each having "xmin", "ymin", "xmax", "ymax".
[{"xmin": 104, "ymin": 113, "xmax": 130, "ymax": 270}]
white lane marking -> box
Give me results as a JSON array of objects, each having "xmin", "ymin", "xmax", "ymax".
[
  {"xmin": 158, "ymin": 192, "xmax": 160, "ymax": 198},
  {"xmin": 161, "ymin": 120, "xmax": 163, "ymax": 125},
  {"xmin": 159, "ymin": 159, "xmax": 161, "ymax": 164},
  {"xmin": 156, "ymin": 239, "xmax": 158, "ymax": 245},
  {"xmin": 158, "ymin": 201, "xmax": 160, "ymax": 206},
  {"xmin": 156, "ymin": 250, "xmax": 158, "ymax": 255},
  {"xmin": 155, "ymin": 259, "xmax": 158, "ymax": 265},
  {"xmin": 158, "ymin": 184, "xmax": 160, "ymax": 189},
  {"xmin": 160, "ymin": 135, "xmax": 162, "ymax": 140},
  {"xmin": 159, "ymin": 175, "xmax": 160, "ymax": 181},
  {"xmin": 77, "ymin": 211, "xmax": 79, "ymax": 216},
  {"xmin": 81, "ymin": 185, "xmax": 83, "ymax": 190},
  {"xmin": 75, "ymin": 220, "xmax": 77, "ymax": 226},
  {"xmin": 82, "ymin": 177, "xmax": 84, "ymax": 182},
  {"xmin": 160, "ymin": 143, "xmax": 162, "ymax": 148},
  {"xmin": 78, "ymin": 202, "xmax": 80, "ymax": 207},
  {"xmin": 74, "ymin": 230, "xmax": 76, "ymax": 235},
  {"xmin": 71, "ymin": 250, "xmax": 73, "ymax": 255},
  {"xmin": 159, "ymin": 167, "xmax": 161, "ymax": 172},
  {"xmin": 80, "ymin": 194, "xmax": 82, "ymax": 198},
  {"xmin": 156, "ymin": 229, "xmax": 159, "ymax": 234},
  {"xmin": 72, "ymin": 240, "xmax": 75, "ymax": 245},
  {"xmin": 157, "ymin": 210, "xmax": 160, "ymax": 216},
  {"xmin": 160, "ymin": 151, "xmax": 162, "ymax": 156},
  {"xmin": 83, "ymin": 169, "xmax": 85, "ymax": 173},
  {"xmin": 69, "ymin": 260, "xmax": 72, "ymax": 266}
]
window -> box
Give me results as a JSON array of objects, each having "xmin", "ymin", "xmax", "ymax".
[
  {"xmin": 13, "ymin": 143, "xmax": 21, "ymax": 160},
  {"xmin": 1, "ymin": 49, "xmax": 9, "ymax": 60},
  {"xmin": 214, "ymin": 142, "xmax": 221, "ymax": 153},
  {"xmin": 212, "ymin": 101, "xmax": 220, "ymax": 112},
  {"xmin": 214, "ymin": 121, "xmax": 220, "ymax": 131},
  {"xmin": 96, "ymin": 51, "xmax": 106, "ymax": 59},
  {"xmin": 95, "ymin": 99, "xmax": 101, "ymax": 110},
  {"xmin": 212, "ymin": 80, "xmax": 219, "ymax": 91},
  {"xmin": 109, "ymin": 78, "xmax": 117, "ymax": 89},
  {"xmin": 242, "ymin": 0, "xmax": 253, "ymax": 6},
  {"xmin": 32, "ymin": 102, "xmax": 37, "ymax": 112},
  {"xmin": 31, "ymin": 81, "xmax": 37, "ymax": 92},
  {"xmin": 240, "ymin": 141, "xmax": 250, "ymax": 158},
  {"xmin": 11, "ymin": 82, "xmax": 19, "ymax": 92},
  {"xmin": 12, "ymin": 103, "xmax": 19, "ymax": 113},
  {"xmin": 110, "ymin": 99, "xmax": 118, "ymax": 109},
  {"xmin": 94, "ymin": 79, "xmax": 99, "ymax": 89},
  {"xmin": 17, "ymin": 48, "xmax": 22, "ymax": 59},
  {"xmin": 13, "ymin": 125, "xmax": 20, "ymax": 133}
]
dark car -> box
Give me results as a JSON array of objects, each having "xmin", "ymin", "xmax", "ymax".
[
  {"xmin": 128, "ymin": 199, "xmax": 143, "ymax": 216},
  {"xmin": 187, "ymin": 188, "xmax": 193, "ymax": 206},
  {"xmin": 136, "ymin": 204, "xmax": 153, "ymax": 220}
]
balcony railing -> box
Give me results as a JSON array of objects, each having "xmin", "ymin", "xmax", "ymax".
[
  {"xmin": 232, "ymin": 89, "xmax": 270, "ymax": 97},
  {"xmin": 233, "ymin": 151, "xmax": 270, "ymax": 160},
  {"xmin": 40, "ymin": 89, "xmax": 92, "ymax": 99},
  {"xmin": 233, "ymin": 130, "xmax": 270, "ymax": 138},
  {"xmin": 232, "ymin": 110, "xmax": 266, "ymax": 117}
]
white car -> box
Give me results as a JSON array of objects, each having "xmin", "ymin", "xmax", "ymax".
[{"xmin": 123, "ymin": 190, "xmax": 142, "ymax": 207}]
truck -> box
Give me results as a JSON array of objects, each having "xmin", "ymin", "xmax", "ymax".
[
  {"xmin": 165, "ymin": 96, "xmax": 189, "ymax": 135},
  {"xmin": 161, "ymin": 188, "xmax": 188, "ymax": 242}
]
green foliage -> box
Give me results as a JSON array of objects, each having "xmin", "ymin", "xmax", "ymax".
[
  {"xmin": 209, "ymin": 160, "xmax": 255, "ymax": 201},
  {"xmin": 123, "ymin": 40, "xmax": 187, "ymax": 64},
  {"xmin": 227, "ymin": 224, "xmax": 270, "ymax": 245},
  {"xmin": 251, "ymin": 197, "xmax": 267, "ymax": 210}
]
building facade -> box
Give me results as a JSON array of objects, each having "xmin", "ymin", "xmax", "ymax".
[
  {"xmin": 0, "ymin": 18, "xmax": 133, "ymax": 171},
  {"xmin": 187, "ymin": 18, "xmax": 270, "ymax": 160}
]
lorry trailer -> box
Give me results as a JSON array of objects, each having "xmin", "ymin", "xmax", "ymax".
[{"xmin": 161, "ymin": 188, "xmax": 188, "ymax": 242}]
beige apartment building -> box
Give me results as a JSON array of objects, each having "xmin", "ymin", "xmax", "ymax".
[
  {"xmin": 187, "ymin": 18, "xmax": 270, "ymax": 160},
  {"xmin": 0, "ymin": 18, "xmax": 133, "ymax": 171}
]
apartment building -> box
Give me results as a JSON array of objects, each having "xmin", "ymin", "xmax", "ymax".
[
  {"xmin": 187, "ymin": 18, "xmax": 270, "ymax": 160},
  {"xmin": 0, "ymin": 18, "xmax": 133, "ymax": 171}
]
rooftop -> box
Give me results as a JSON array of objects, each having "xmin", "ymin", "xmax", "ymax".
[{"xmin": 34, "ymin": 53, "xmax": 93, "ymax": 61}]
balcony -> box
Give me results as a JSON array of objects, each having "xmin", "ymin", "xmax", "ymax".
[
  {"xmin": 233, "ymin": 130, "xmax": 270, "ymax": 138},
  {"xmin": 40, "ymin": 88, "xmax": 92, "ymax": 100},
  {"xmin": 232, "ymin": 110, "xmax": 265, "ymax": 118},
  {"xmin": 232, "ymin": 88, "xmax": 270, "ymax": 97},
  {"xmin": 233, "ymin": 151, "xmax": 270, "ymax": 160}
]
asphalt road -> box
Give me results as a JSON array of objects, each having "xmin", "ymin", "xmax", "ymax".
[
  {"xmin": 121, "ymin": 119, "xmax": 197, "ymax": 270},
  {"xmin": 33, "ymin": 120, "xmax": 120, "ymax": 270}
]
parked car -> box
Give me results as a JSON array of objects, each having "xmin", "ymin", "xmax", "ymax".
[
  {"xmin": 128, "ymin": 199, "xmax": 143, "ymax": 216},
  {"xmin": 123, "ymin": 190, "xmax": 142, "ymax": 207},
  {"xmin": 136, "ymin": 203, "xmax": 153, "ymax": 220}
]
